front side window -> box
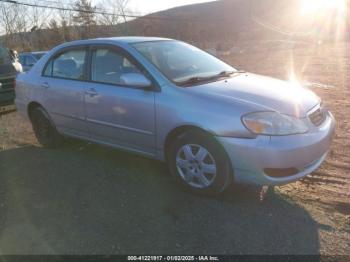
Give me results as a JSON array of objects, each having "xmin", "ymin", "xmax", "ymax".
[
  {"xmin": 91, "ymin": 48, "xmax": 141, "ymax": 85},
  {"xmin": 47, "ymin": 49, "xmax": 86, "ymax": 80},
  {"xmin": 132, "ymin": 41, "xmax": 236, "ymax": 85}
]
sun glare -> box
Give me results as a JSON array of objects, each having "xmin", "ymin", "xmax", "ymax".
[
  {"xmin": 298, "ymin": 0, "xmax": 348, "ymax": 41},
  {"xmin": 301, "ymin": 0, "xmax": 347, "ymax": 15}
]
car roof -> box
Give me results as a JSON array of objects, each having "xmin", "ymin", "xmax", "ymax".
[
  {"xmin": 101, "ymin": 36, "xmax": 173, "ymax": 43},
  {"xmin": 55, "ymin": 36, "xmax": 173, "ymax": 48},
  {"xmin": 20, "ymin": 51, "xmax": 47, "ymax": 55},
  {"xmin": 32, "ymin": 51, "xmax": 47, "ymax": 54}
]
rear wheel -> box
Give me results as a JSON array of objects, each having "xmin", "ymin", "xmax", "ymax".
[
  {"xmin": 168, "ymin": 130, "xmax": 233, "ymax": 195},
  {"xmin": 30, "ymin": 107, "xmax": 63, "ymax": 148}
]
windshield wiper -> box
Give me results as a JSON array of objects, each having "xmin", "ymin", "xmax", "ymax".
[
  {"xmin": 177, "ymin": 76, "xmax": 211, "ymax": 86},
  {"xmin": 199, "ymin": 70, "xmax": 246, "ymax": 81},
  {"xmin": 216, "ymin": 70, "xmax": 245, "ymax": 77},
  {"xmin": 177, "ymin": 70, "xmax": 246, "ymax": 87},
  {"xmin": 216, "ymin": 70, "xmax": 236, "ymax": 77}
]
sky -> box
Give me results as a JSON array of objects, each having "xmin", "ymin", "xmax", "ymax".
[{"xmin": 127, "ymin": 0, "xmax": 215, "ymax": 15}]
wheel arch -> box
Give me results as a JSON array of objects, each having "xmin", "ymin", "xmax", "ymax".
[
  {"xmin": 27, "ymin": 101, "xmax": 43, "ymax": 120},
  {"xmin": 164, "ymin": 124, "xmax": 234, "ymax": 192},
  {"xmin": 27, "ymin": 102, "xmax": 56, "ymax": 129},
  {"xmin": 164, "ymin": 125, "xmax": 220, "ymax": 161}
]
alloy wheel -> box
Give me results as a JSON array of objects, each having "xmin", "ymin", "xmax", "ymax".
[{"xmin": 176, "ymin": 144, "xmax": 217, "ymax": 188}]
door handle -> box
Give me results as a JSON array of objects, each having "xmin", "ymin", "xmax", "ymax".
[
  {"xmin": 85, "ymin": 88, "xmax": 98, "ymax": 97},
  {"xmin": 42, "ymin": 82, "xmax": 49, "ymax": 89}
]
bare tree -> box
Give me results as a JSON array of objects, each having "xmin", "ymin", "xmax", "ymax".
[
  {"xmin": 117, "ymin": 0, "xmax": 130, "ymax": 34},
  {"xmin": 55, "ymin": 2, "xmax": 79, "ymax": 42},
  {"xmin": 97, "ymin": 0, "xmax": 130, "ymax": 34},
  {"xmin": 0, "ymin": 0, "xmax": 134, "ymax": 50},
  {"xmin": 0, "ymin": 2, "xmax": 27, "ymax": 49},
  {"xmin": 98, "ymin": 0, "xmax": 120, "ymax": 26},
  {"xmin": 42, "ymin": 18, "xmax": 65, "ymax": 48},
  {"xmin": 28, "ymin": 0, "xmax": 53, "ymax": 30}
]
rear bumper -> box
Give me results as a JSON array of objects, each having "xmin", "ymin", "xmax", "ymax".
[
  {"xmin": 217, "ymin": 112, "xmax": 336, "ymax": 185},
  {"xmin": 0, "ymin": 91, "xmax": 15, "ymax": 115},
  {"xmin": 0, "ymin": 75, "xmax": 16, "ymax": 107},
  {"xmin": 0, "ymin": 91, "xmax": 15, "ymax": 104}
]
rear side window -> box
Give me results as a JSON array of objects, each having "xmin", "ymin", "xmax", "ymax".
[
  {"xmin": 26, "ymin": 55, "xmax": 36, "ymax": 65},
  {"xmin": 44, "ymin": 49, "xmax": 86, "ymax": 80}
]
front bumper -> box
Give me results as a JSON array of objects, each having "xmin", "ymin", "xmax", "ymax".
[{"xmin": 217, "ymin": 112, "xmax": 336, "ymax": 185}]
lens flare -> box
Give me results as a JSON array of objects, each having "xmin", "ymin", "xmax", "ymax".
[
  {"xmin": 299, "ymin": 0, "xmax": 348, "ymax": 41},
  {"xmin": 301, "ymin": 0, "xmax": 347, "ymax": 15}
]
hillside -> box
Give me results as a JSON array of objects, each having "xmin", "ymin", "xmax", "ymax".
[
  {"xmin": 1, "ymin": 0, "xmax": 349, "ymax": 51},
  {"xmin": 125, "ymin": 0, "xmax": 350, "ymax": 46}
]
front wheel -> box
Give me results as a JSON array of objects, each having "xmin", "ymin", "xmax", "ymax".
[
  {"xmin": 30, "ymin": 107, "xmax": 63, "ymax": 148},
  {"xmin": 168, "ymin": 130, "xmax": 233, "ymax": 195}
]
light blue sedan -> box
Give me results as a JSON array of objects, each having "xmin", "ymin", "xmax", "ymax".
[{"xmin": 15, "ymin": 37, "xmax": 336, "ymax": 195}]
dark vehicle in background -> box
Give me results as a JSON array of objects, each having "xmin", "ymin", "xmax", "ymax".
[
  {"xmin": 0, "ymin": 45, "xmax": 22, "ymax": 114},
  {"xmin": 19, "ymin": 51, "xmax": 46, "ymax": 72}
]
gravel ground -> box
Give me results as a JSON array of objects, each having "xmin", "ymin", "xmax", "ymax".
[{"xmin": 0, "ymin": 42, "xmax": 349, "ymax": 255}]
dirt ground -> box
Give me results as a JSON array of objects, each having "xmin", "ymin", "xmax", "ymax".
[{"xmin": 0, "ymin": 42, "xmax": 349, "ymax": 255}]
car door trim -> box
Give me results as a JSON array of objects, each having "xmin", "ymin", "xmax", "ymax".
[
  {"xmin": 62, "ymin": 131, "xmax": 156, "ymax": 157},
  {"xmin": 51, "ymin": 112, "xmax": 86, "ymax": 121},
  {"xmin": 86, "ymin": 118, "xmax": 154, "ymax": 136}
]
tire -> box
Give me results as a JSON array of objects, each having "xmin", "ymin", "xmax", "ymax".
[
  {"xmin": 30, "ymin": 107, "xmax": 63, "ymax": 148},
  {"xmin": 168, "ymin": 130, "xmax": 233, "ymax": 195}
]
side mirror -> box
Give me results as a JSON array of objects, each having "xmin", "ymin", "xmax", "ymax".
[{"xmin": 119, "ymin": 73, "xmax": 152, "ymax": 89}]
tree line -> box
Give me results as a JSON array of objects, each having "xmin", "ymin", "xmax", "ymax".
[{"xmin": 0, "ymin": 0, "xmax": 131, "ymax": 51}]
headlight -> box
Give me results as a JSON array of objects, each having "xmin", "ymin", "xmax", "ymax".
[{"xmin": 242, "ymin": 111, "xmax": 308, "ymax": 135}]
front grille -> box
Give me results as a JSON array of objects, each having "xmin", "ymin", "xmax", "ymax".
[
  {"xmin": 309, "ymin": 108, "xmax": 326, "ymax": 126},
  {"xmin": 0, "ymin": 77, "xmax": 15, "ymax": 90}
]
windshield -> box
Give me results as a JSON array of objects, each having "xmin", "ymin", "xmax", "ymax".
[{"xmin": 132, "ymin": 41, "xmax": 236, "ymax": 85}]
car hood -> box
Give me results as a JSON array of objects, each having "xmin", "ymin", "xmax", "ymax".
[{"xmin": 189, "ymin": 73, "xmax": 320, "ymax": 117}]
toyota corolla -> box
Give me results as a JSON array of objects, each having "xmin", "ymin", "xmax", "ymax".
[{"xmin": 15, "ymin": 37, "xmax": 336, "ymax": 195}]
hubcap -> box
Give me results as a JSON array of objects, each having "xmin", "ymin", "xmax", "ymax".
[{"xmin": 176, "ymin": 144, "xmax": 217, "ymax": 188}]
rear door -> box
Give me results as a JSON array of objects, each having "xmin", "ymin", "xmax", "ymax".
[
  {"xmin": 41, "ymin": 46, "xmax": 89, "ymax": 138},
  {"xmin": 84, "ymin": 45, "xmax": 156, "ymax": 155}
]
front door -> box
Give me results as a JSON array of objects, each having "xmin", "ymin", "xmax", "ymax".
[{"xmin": 84, "ymin": 47, "xmax": 156, "ymax": 155}]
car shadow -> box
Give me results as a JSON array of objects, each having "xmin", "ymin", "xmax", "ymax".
[{"xmin": 0, "ymin": 142, "xmax": 320, "ymax": 255}]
